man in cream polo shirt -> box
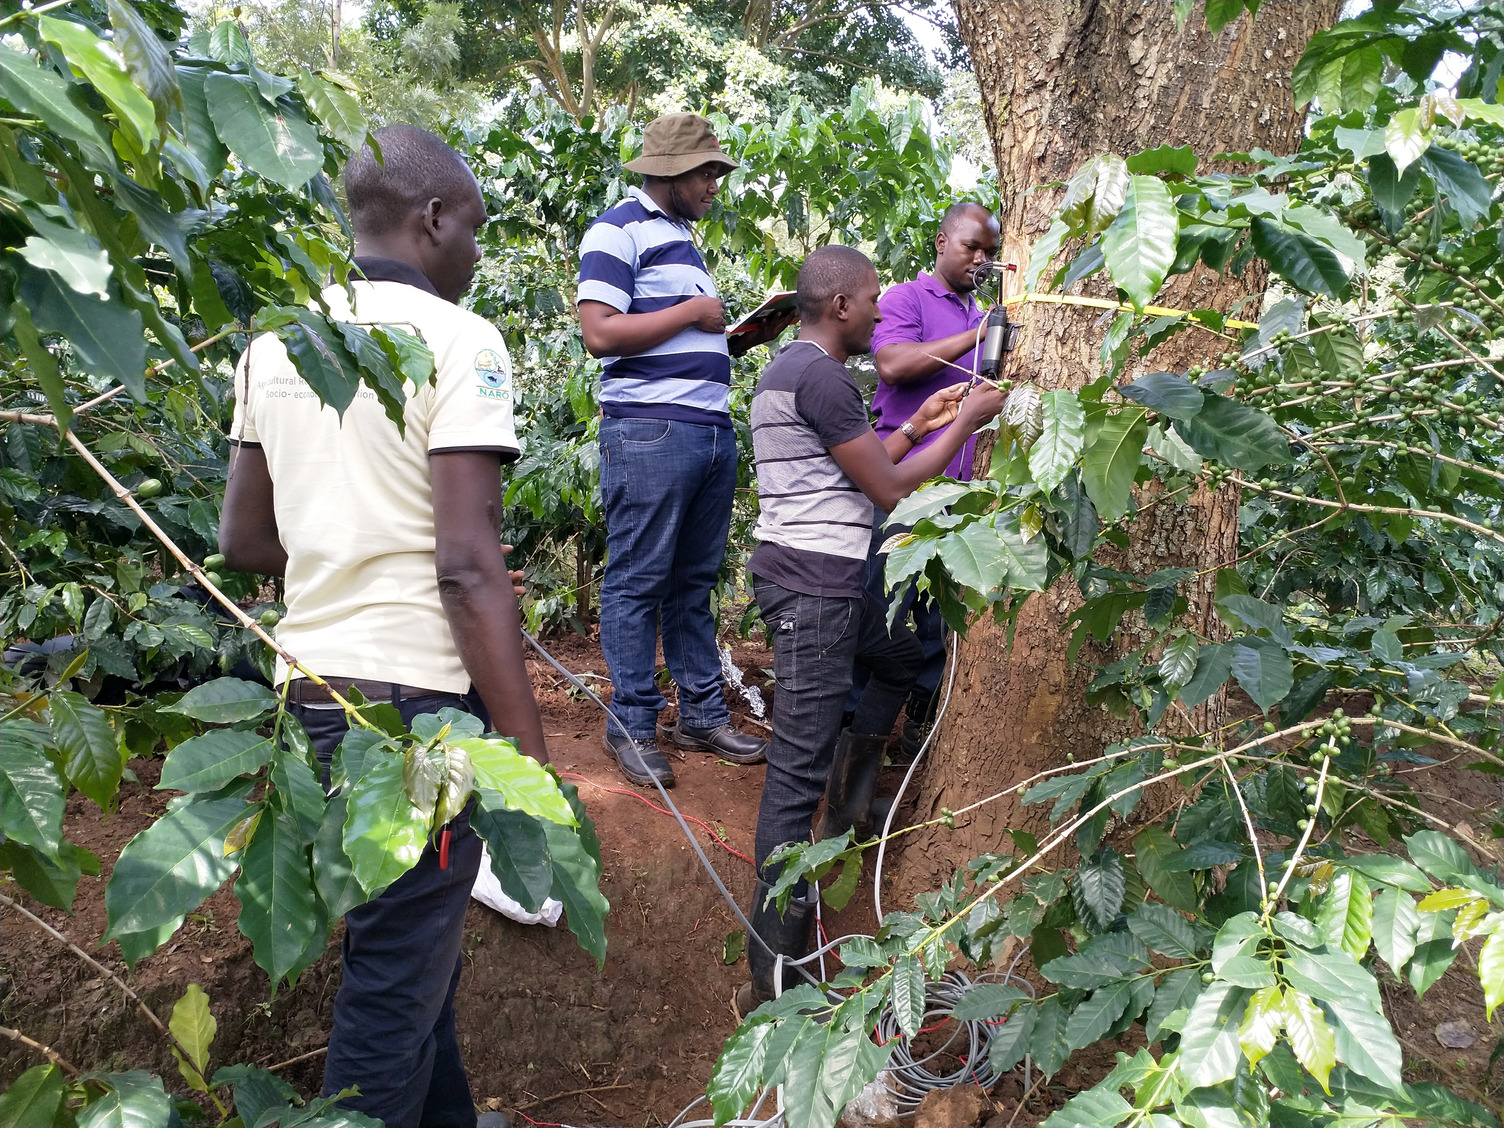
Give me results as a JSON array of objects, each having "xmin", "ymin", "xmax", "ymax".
[{"xmin": 220, "ymin": 125, "xmax": 544, "ymax": 1128}]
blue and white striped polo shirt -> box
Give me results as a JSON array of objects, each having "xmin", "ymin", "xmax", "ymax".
[{"xmin": 577, "ymin": 186, "xmax": 732, "ymax": 427}]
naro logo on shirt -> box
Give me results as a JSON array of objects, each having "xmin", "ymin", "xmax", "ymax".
[{"xmin": 474, "ymin": 349, "xmax": 511, "ymax": 399}]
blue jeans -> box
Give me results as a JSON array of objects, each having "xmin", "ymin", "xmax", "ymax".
[
  {"xmin": 292, "ymin": 690, "xmax": 487, "ymax": 1128},
  {"xmin": 753, "ymin": 577, "xmax": 921, "ymax": 893},
  {"xmin": 598, "ymin": 416, "xmax": 737, "ymax": 740}
]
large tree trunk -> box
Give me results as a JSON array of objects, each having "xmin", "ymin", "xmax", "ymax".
[{"xmin": 889, "ymin": 0, "xmax": 1341, "ymax": 900}]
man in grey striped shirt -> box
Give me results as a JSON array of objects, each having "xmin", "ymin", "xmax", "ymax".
[{"xmin": 738, "ymin": 245, "xmax": 1003, "ymax": 1014}]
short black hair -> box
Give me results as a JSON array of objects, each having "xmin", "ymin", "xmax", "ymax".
[
  {"xmin": 344, "ymin": 125, "xmax": 478, "ymax": 235},
  {"xmin": 796, "ymin": 245, "xmax": 877, "ymax": 321},
  {"xmin": 938, "ymin": 201, "xmax": 995, "ymax": 235}
]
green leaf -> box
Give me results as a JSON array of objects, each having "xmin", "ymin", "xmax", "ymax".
[
  {"xmin": 1238, "ymin": 984, "xmax": 1284, "ymax": 1070},
  {"xmin": 1128, "ymin": 901, "xmax": 1200, "ymax": 958},
  {"xmin": 1283, "ymin": 989, "xmax": 1335, "ymax": 1093},
  {"xmin": 1102, "ymin": 175, "xmax": 1178, "ymax": 310},
  {"xmin": 0, "ymin": 43, "xmax": 113, "ymax": 164},
  {"xmin": 204, "ymin": 73, "xmax": 323, "ymax": 188},
  {"xmin": 1127, "ymin": 144, "xmax": 1197, "ymax": 177},
  {"xmin": 709, "ymin": 1021, "xmax": 776, "ymax": 1124},
  {"xmin": 1314, "ymin": 46, "xmax": 1384, "ymax": 115},
  {"xmin": 1146, "ymin": 967, "xmax": 1201, "ymax": 1042},
  {"xmin": 1030, "ymin": 997, "xmax": 1071, "ymax": 1078},
  {"xmin": 1158, "ymin": 633, "xmax": 1200, "ymax": 689},
  {"xmin": 104, "ymin": 795, "xmax": 251, "ymax": 939},
  {"xmin": 1179, "ymin": 642, "xmax": 1233, "ymax": 710},
  {"xmin": 236, "ymin": 808, "xmax": 322, "ymax": 985},
  {"xmin": 108, "ymin": 0, "xmax": 180, "ymax": 128},
  {"xmin": 1134, "ymin": 826, "xmax": 1197, "ymax": 913},
  {"xmin": 18, "ymin": 225, "xmax": 112, "ymax": 298},
  {"xmin": 1026, "ymin": 217, "xmax": 1069, "ymax": 293},
  {"xmin": 269, "ymin": 742, "xmax": 325, "ymax": 845},
  {"xmin": 39, "ymin": 15, "xmax": 158, "ymax": 153},
  {"xmin": 1042, "ymin": 1086, "xmax": 1133, "ymax": 1128},
  {"xmin": 1384, "ymin": 106, "xmax": 1430, "ymax": 173},
  {"xmin": 165, "ymin": 678, "xmax": 279, "ymax": 724},
  {"xmin": 168, "ymin": 983, "xmax": 216, "ymax": 1091},
  {"xmin": 1250, "ymin": 216, "xmax": 1351, "ymax": 298},
  {"xmin": 311, "ymin": 793, "xmax": 367, "ymax": 920},
  {"xmin": 75, "ymin": 1071, "xmax": 172, "ymax": 1128},
  {"xmin": 1230, "ymin": 638, "xmax": 1293, "ymax": 711},
  {"xmin": 19, "ymin": 264, "xmax": 147, "ymax": 402},
  {"xmin": 1311, "ymin": 323, "xmax": 1364, "ymax": 379},
  {"xmin": 158, "ymin": 730, "xmax": 274, "ymax": 793},
  {"xmin": 1082, "ymin": 407, "xmax": 1148, "ymax": 522},
  {"xmin": 49, "ymin": 690, "xmax": 123, "ymax": 810},
  {"xmin": 1066, "ymin": 981, "xmax": 1133, "ymax": 1050},
  {"xmin": 1422, "ymin": 146, "xmax": 1494, "ymax": 229},
  {"xmin": 343, "ymin": 751, "xmax": 428, "ymax": 897},
  {"xmin": 1315, "ymin": 870, "xmax": 1373, "ymax": 961},
  {"xmin": 0, "ymin": 721, "xmax": 66, "ymax": 859},
  {"xmin": 1344, "ymin": 854, "xmax": 1431, "ymax": 893},
  {"xmin": 295, "ymin": 73, "xmax": 367, "ymax": 150},
  {"xmin": 458, "ymin": 738, "xmax": 575, "ymax": 825},
  {"xmin": 1406, "ymin": 830, "xmax": 1491, "ymax": 889},
  {"xmin": 989, "ymin": 1003, "xmax": 1037, "ymax": 1074},
  {"xmin": 176, "ymin": 66, "xmax": 228, "ymax": 182},
  {"xmin": 1205, "ymin": 0, "xmax": 1249, "ymax": 34},
  {"xmin": 1029, "ymin": 389, "xmax": 1086, "ymax": 493},
  {"xmin": 936, "ymin": 520, "xmax": 1008, "ymax": 593},
  {"xmin": 0, "ymin": 839, "xmax": 93, "ymax": 913},
  {"xmin": 1180, "ymin": 980, "xmax": 1249, "ymax": 1088},
  {"xmin": 1073, "ymin": 848, "xmax": 1126, "ymax": 932},
  {"xmin": 950, "ymin": 983, "xmax": 1026, "ymax": 1022},
  {"xmin": 10, "ymin": 304, "xmax": 71, "ymax": 433},
  {"xmin": 1284, "ymin": 947, "xmax": 1382, "ymax": 1015},
  {"xmin": 471, "ymin": 801, "xmax": 553, "ymax": 913},
  {"xmin": 1326, "ymin": 998, "xmax": 1404, "ymax": 1093},
  {"xmin": 890, "ymin": 954, "xmax": 926, "ymax": 1037},
  {"xmin": 1408, "ymin": 908, "xmax": 1458, "ymax": 997},
  {"xmin": 1176, "ymin": 394, "xmax": 1290, "ymax": 473},
  {"xmin": 0, "ymin": 1064, "xmax": 69, "ymax": 1128},
  {"xmin": 1370, "ymin": 886, "xmax": 1420, "ymax": 976},
  {"xmin": 1118, "ymin": 372, "xmax": 1204, "ymax": 421},
  {"xmin": 1480, "ymin": 926, "xmax": 1504, "ymax": 1021},
  {"xmin": 544, "ymin": 786, "xmax": 609, "ymax": 967}
]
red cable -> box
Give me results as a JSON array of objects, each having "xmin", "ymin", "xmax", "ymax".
[
  {"xmin": 558, "ymin": 770, "xmax": 755, "ymax": 865},
  {"xmin": 512, "ymin": 1113, "xmax": 564, "ymax": 1127}
]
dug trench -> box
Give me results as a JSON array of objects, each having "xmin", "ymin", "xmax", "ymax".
[{"xmin": 4, "ymin": 632, "xmax": 1504, "ymax": 1125}]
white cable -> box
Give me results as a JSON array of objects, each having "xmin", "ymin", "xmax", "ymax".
[{"xmin": 872, "ymin": 627, "xmax": 960, "ymax": 922}]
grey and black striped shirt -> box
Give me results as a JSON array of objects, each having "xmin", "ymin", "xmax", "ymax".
[{"xmin": 748, "ymin": 341, "xmax": 875, "ymax": 598}]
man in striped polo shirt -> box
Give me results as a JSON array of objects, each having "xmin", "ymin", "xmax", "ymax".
[
  {"xmin": 578, "ymin": 113, "xmax": 773, "ymax": 787},
  {"xmin": 738, "ymin": 245, "xmax": 1003, "ymax": 1013}
]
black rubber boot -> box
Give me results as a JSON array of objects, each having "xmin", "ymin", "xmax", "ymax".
[
  {"xmin": 735, "ymin": 880, "xmax": 816, "ymax": 1018},
  {"xmin": 817, "ymin": 730, "xmax": 888, "ymax": 840}
]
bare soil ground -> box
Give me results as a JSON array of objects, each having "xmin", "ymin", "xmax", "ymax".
[{"xmin": 4, "ymin": 635, "xmax": 1504, "ymax": 1126}]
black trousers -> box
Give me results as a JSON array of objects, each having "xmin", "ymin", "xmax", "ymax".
[{"xmin": 292, "ymin": 689, "xmax": 487, "ymax": 1128}]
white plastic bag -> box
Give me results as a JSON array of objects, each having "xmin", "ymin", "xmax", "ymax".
[{"xmin": 471, "ymin": 841, "xmax": 562, "ymax": 926}]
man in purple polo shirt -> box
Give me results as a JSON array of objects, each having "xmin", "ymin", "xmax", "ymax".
[
  {"xmin": 870, "ymin": 202, "xmax": 1002, "ymax": 476},
  {"xmin": 856, "ymin": 202, "xmax": 1001, "ymax": 755}
]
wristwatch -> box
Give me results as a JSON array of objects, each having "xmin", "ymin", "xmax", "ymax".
[{"xmin": 900, "ymin": 420, "xmax": 919, "ymax": 441}]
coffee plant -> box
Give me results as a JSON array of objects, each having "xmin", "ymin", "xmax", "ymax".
[{"xmin": 707, "ymin": 4, "xmax": 1504, "ymax": 1126}]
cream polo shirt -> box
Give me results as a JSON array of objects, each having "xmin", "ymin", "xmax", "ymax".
[{"xmin": 229, "ymin": 258, "xmax": 520, "ymax": 693}]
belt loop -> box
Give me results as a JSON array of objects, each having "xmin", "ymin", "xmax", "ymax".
[
  {"xmin": 390, "ymin": 682, "xmax": 400, "ymax": 707},
  {"xmin": 292, "ymin": 678, "xmax": 301, "ymax": 706}
]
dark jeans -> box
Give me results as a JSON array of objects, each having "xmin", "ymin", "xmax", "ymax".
[
  {"xmin": 847, "ymin": 512, "xmax": 947, "ymax": 712},
  {"xmin": 752, "ymin": 577, "xmax": 921, "ymax": 892},
  {"xmin": 292, "ymin": 689, "xmax": 487, "ymax": 1128},
  {"xmin": 598, "ymin": 416, "xmax": 738, "ymax": 740}
]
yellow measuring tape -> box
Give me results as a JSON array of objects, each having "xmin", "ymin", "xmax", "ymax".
[{"xmin": 997, "ymin": 290, "xmax": 1260, "ymax": 333}]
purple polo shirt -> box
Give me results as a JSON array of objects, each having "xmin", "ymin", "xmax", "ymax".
[{"xmin": 870, "ymin": 272, "xmax": 984, "ymax": 479}]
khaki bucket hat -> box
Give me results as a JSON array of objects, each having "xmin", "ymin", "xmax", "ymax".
[{"xmin": 624, "ymin": 113, "xmax": 738, "ymax": 178}]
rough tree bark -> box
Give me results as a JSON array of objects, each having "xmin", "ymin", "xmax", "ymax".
[{"xmin": 889, "ymin": 0, "xmax": 1342, "ymax": 900}]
